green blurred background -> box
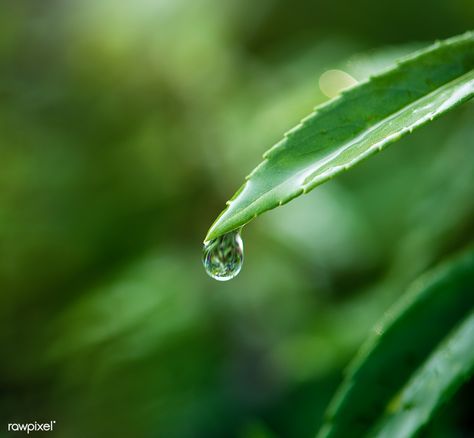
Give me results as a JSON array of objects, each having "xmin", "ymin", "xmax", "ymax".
[{"xmin": 0, "ymin": 1, "xmax": 473, "ymax": 437}]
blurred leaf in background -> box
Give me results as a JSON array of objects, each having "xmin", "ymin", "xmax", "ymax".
[{"xmin": 0, "ymin": 0, "xmax": 473, "ymax": 437}]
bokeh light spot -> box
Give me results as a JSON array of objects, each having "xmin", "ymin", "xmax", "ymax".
[{"xmin": 319, "ymin": 69, "xmax": 358, "ymax": 98}]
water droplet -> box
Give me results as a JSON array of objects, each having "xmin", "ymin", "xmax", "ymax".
[{"xmin": 202, "ymin": 230, "xmax": 244, "ymax": 281}]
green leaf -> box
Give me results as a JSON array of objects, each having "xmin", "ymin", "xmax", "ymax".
[
  {"xmin": 317, "ymin": 248, "xmax": 474, "ymax": 438},
  {"xmin": 370, "ymin": 310, "xmax": 474, "ymax": 438},
  {"xmin": 205, "ymin": 31, "xmax": 474, "ymax": 242}
]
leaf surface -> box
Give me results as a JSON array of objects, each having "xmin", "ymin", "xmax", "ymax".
[{"xmin": 205, "ymin": 32, "xmax": 474, "ymax": 242}]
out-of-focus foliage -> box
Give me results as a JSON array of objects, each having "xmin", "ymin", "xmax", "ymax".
[
  {"xmin": 0, "ymin": 1, "xmax": 473, "ymax": 437},
  {"xmin": 318, "ymin": 248, "xmax": 474, "ymax": 438},
  {"xmin": 373, "ymin": 311, "xmax": 474, "ymax": 438}
]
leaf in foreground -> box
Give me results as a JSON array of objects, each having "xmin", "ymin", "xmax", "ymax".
[{"xmin": 205, "ymin": 31, "xmax": 474, "ymax": 242}]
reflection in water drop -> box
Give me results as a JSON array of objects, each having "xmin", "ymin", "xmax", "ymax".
[{"xmin": 202, "ymin": 230, "xmax": 244, "ymax": 281}]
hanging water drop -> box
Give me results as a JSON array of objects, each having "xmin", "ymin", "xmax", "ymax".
[{"xmin": 202, "ymin": 230, "xmax": 244, "ymax": 281}]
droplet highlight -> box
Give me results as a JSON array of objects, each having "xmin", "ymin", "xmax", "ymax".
[{"xmin": 202, "ymin": 230, "xmax": 244, "ymax": 281}]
